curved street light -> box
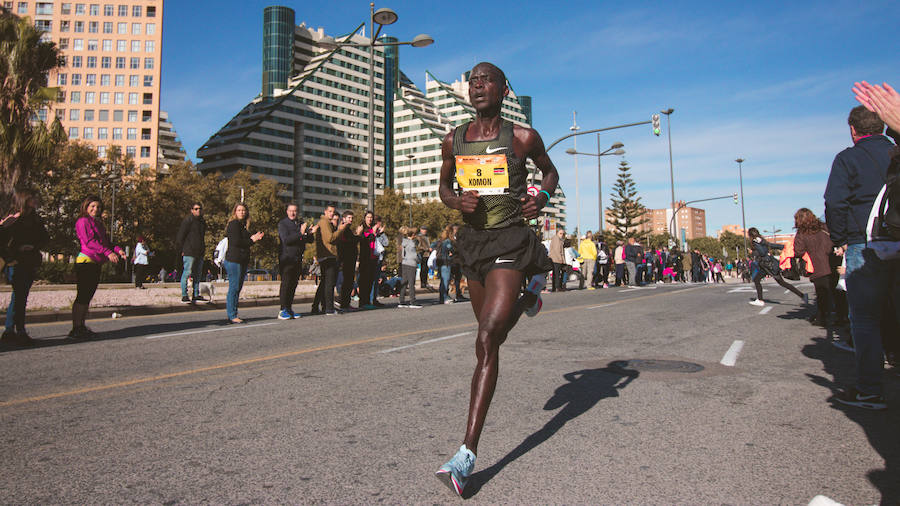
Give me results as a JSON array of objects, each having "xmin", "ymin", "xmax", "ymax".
[
  {"xmin": 565, "ymin": 139, "xmax": 625, "ymax": 232},
  {"xmin": 319, "ymin": 3, "xmax": 433, "ymax": 212}
]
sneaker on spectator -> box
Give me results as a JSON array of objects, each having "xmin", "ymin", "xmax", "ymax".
[
  {"xmin": 833, "ymin": 388, "xmax": 887, "ymax": 410},
  {"xmin": 181, "ymin": 296, "xmax": 192, "ymax": 304},
  {"xmin": 749, "ymin": 299, "xmax": 765, "ymax": 307},
  {"xmin": 435, "ymin": 445, "xmax": 475, "ymax": 497},
  {"xmin": 397, "ymin": 304, "xmax": 408, "ymax": 308},
  {"xmin": 278, "ymin": 309, "xmax": 293, "ymax": 320},
  {"xmin": 291, "ymin": 311, "xmax": 302, "ymax": 319},
  {"xmin": 408, "ymin": 304, "xmax": 423, "ymax": 309}
]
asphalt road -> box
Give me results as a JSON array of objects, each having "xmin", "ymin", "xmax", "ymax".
[{"xmin": 0, "ymin": 280, "xmax": 897, "ymax": 504}]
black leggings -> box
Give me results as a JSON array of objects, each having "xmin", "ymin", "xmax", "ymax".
[
  {"xmin": 279, "ymin": 261, "xmax": 300, "ymax": 311},
  {"xmin": 811, "ymin": 276, "xmax": 833, "ymax": 323},
  {"xmin": 75, "ymin": 263, "xmax": 101, "ymax": 305},
  {"xmin": 753, "ymin": 269, "xmax": 804, "ymax": 301}
]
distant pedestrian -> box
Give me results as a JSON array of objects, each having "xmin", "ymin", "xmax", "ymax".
[
  {"xmin": 416, "ymin": 227, "xmax": 431, "ymax": 289},
  {"xmin": 747, "ymin": 227, "xmax": 806, "ymax": 307},
  {"xmin": 335, "ymin": 210, "xmax": 360, "ymax": 312},
  {"xmin": 579, "ymin": 231, "xmax": 597, "ymax": 290},
  {"xmin": 70, "ymin": 196, "xmax": 126, "ymax": 340},
  {"xmin": 277, "ymin": 203, "xmax": 316, "ymax": 319},
  {"xmin": 549, "ymin": 228, "xmax": 566, "ymax": 291},
  {"xmin": 133, "ymin": 236, "xmax": 151, "ymax": 289},
  {"xmin": 1, "ymin": 189, "xmax": 49, "ymax": 346},
  {"xmin": 223, "ymin": 203, "xmax": 264, "ymax": 324},
  {"xmin": 175, "ymin": 202, "xmax": 207, "ymax": 304},
  {"xmin": 614, "ymin": 240, "xmax": 625, "ymax": 286}
]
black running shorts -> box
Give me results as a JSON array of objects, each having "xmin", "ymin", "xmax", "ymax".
[{"xmin": 455, "ymin": 224, "xmax": 553, "ymax": 283}]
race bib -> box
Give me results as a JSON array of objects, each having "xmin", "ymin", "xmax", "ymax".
[{"xmin": 455, "ymin": 154, "xmax": 510, "ymax": 195}]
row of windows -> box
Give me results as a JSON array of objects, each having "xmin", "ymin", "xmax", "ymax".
[
  {"xmin": 397, "ymin": 154, "xmax": 440, "ymax": 167},
  {"xmin": 60, "ymin": 108, "xmax": 153, "ymax": 127},
  {"xmin": 303, "ymin": 185, "xmax": 362, "ymax": 200},
  {"xmin": 303, "ymin": 134, "xmax": 358, "ymax": 153},
  {"xmin": 304, "ymin": 173, "xmax": 364, "ymax": 188},
  {"xmin": 304, "ymin": 147, "xmax": 365, "ymax": 165},
  {"xmin": 396, "ymin": 178, "xmax": 439, "ymax": 189},
  {"xmin": 58, "ymin": 89, "xmax": 152, "ymax": 105},
  {"xmin": 308, "ymin": 75, "xmax": 369, "ymax": 99},
  {"xmin": 59, "ymin": 73, "xmax": 147, "ymax": 88},
  {"xmin": 45, "ymin": 20, "xmax": 156, "ymax": 36},
  {"xmin": 61, "ymin": 55, "xmax": 156, "ymax": 75},
  {"xmin": 395, "ymin": 133, "xmax": 438, "ymax": 145},
  {"xmin": 241, "ymin": 137, "xmax": 293, "ymax": 153},
  {"xmin": 13, "ymin": 2, "xmax": 157, "ymax": 17},
  {"xmin": 304, "ymin": 160, "xmax": 363, "ymax": 177},
  {"xmin": 59, "ymin": 38, "xmax": 155, "ymax": 53}
]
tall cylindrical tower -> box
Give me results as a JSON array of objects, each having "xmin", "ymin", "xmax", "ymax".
[
  {"xmin": 519, "ymin": 95, "xmax": 533, "ymax": 126},
  {"xmin": 381, "ymin": 36, "xmax": 399, "ymax": 188},
  {"xmin": 262, "ymin": 6, "xmax": 295, "ymax": 98}
]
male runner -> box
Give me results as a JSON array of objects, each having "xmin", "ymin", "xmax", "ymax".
[{"xmin": 435, "ymin": 62, "xmax": 559, "ymax": 496}]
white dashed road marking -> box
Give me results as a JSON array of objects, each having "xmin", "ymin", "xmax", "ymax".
[
  {"xmin": 145, "ymin": 322, "xmax": 279, "ymax": 340},
  {"xmin": 759, "ymin": 306, "xmax": 772, "ymax": 315},
  {"xmin": 378, "ymin": 332, "xmax": 472, "ymax": 353},
  {"xmin": 720, "ymin": 340, "xmax": 745, "ymax": 366}
]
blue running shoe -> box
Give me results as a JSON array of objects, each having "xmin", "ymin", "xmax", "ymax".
[
  {"xmin": 435, "ymin": 444, "xmax": 475, "ymax": 496},
  {"xmin": 277, "ymin": 309, "xmax": 293, "ymax": 320},
  {"xmin": 291, "ymin": 310, "xmax": 302, "ymax": 319}
]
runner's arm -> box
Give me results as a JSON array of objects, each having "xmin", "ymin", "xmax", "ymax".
[{"xmin": 517, "ymin": 127, "xmax": 559, "ymax": 219}]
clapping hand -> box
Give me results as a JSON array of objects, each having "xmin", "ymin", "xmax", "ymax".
[
  {"xmin": 251, "ymin": 231, "xmax": 264, "ymax": 242},
  {"xmin": 853, "ymin": 81, "xmax": 900, "ymax": 132}
]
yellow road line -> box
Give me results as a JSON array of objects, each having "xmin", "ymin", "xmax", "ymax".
[{"xmin": 1, "ymin": 285, "xmax": 704, "ymax": 407}]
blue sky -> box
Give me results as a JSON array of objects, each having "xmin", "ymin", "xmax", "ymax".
[{"xmin": 161, "ymin": 0, "xmax": 899, "ymax": 237}]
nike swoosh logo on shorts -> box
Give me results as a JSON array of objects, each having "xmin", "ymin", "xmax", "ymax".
[
  {"xmin": 485, "ymin": 146, "xmax": 507, "ymax": 154},
  {"xmin": 495, "ymin": 258, "xmax": 515, "ymax": 263}
]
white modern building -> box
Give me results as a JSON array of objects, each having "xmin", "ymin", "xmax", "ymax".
[{"xmin": 198, "ymin": 6, "xmax": 566, "ymax": 228}]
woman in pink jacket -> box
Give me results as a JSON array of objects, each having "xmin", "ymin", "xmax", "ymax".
[{"xmin": 70, "ymin": 196, "xmax": 125, "ymax": 339}]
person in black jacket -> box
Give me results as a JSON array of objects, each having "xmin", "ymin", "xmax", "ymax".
[
  {"xmin": 1, "ymin": 189, "xmax": 49, "ymax": 346},
  {"xmin": 825, "ymin": 102, "xmax": 897, "ymax": 410},
  {"xmin": 747, "ymin": 227, "xmax": 806, "ymax": 307},
  {"xmin": 335, "ymin": 210, "xmax": 362, "ymax": 312},
  {"xmin": 277, "ymin": 203, "xmax": 316, "ymax": 319},
  {"xmin": 223, "ymin": 203, "xmax": 264, "ymax": 324},
  {"xmin": 175, "ymin": 202, "xmax": 207, "ymax": 304}
]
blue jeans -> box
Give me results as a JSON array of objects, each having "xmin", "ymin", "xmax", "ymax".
[
  {"xmin": 181, "ymin": 255, "xmax": 203, "ymax": 298},
  {"xmin": 223, "ymin": 260, "xmax": 247, "ymax": 320},
  {"xmin": 845, "ymin": 243, "xmax": 900, "ymax": 395},
  {"xmin": 438, "ymin": 263, "xmax": 452, "ymax": 302},
  {"xmin": 5, "ymin": 265, "xmax": 35, "ymax": 332}
]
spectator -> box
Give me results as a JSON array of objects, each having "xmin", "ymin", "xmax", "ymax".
[
  {"xmin": 370, "ymin": 216, "xmax": 389, "ymax": 307},
  {"xmin": 597, "ymin": 240, "xmax": 610, "ymax": 288},
  {"xmin": 223, "ymin": 203, "xmax": 264, "ymax": 324},
  {"xmin": 564, "ymin": 237, "xmax": 585, "ymax": 289},
  {"xmin": 548, "ymin": 228, "xmax": 566, "ymax": 291},
  {"xmin": 416, "ymin": 227, "xmax": 431, "ymax": 289},
  {"xmin": 579, "ymin": 231, "xmax": 597, "ymax": 290},
  {"xmin": 436, "ymin": 224, "xmax": 455, "ymax": 303},
  {"xmin": 312, "ymin": 206, "xmax": 339, "ymax": 315},
  {"xmin": 398, "ymin": 227, "xmax": 422, "ymax": 308},
  {"xmin": 614, "ymin": 240, "xmax": 625, "ymax": 286},
  {"xmin": 133, "ymin": 235, "xmax": 151, "ymax": 289},
  {"xmin": 624, "ymin": 237, "xmax": 640, "ymax": 286},
  {"xmin": 158, "ymin": 266, "xmax": 166, "ymax": 284},
  {"xmin": 792, "ymin": 208, "xmax": 837, "ymax": 327},
  {"xmin": 357, "ymin": 211, "xmax": 377, "ymax": 309},
  {"xmin": 175, "ymin": 202, "xmax": 207, "ymax": 304},
  {"xmin": 69, "ymin": 195, "xmax": 126, "ymax": 340},
  {"xmin": 277, "ymin": 203, "xmax": 315, "ymax": 320},
  {"xmin": 1, "ymin": 189, "xmax": 49, "ymax": 346},
  {"xmin": 824, "ymin": 103, "xmax": 896, "ymax": 410},
  {"xmin": 335, "ymin": 210, "xmax": 360, "ymax": 312}
]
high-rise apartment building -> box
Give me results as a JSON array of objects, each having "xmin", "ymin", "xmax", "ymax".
[
  {"xmin": 198, "ymin": 6, "xmax": 567, "ymax": 227},
  {"xmin": 15, "ymin": 0, "xmax": 164, "ymax": 174},
  {"xmin": 639, "ymin": 201, "xmax": 706, "ymax": 240},
  {"xmin": 157, "ymin": 110, "xmax": 185, "ymax": 173}
]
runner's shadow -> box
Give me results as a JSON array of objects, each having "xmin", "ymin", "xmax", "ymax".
[
  {"xmin": 802, "ymin": 337, "xmax": 900, "ymax": 503},
  {"xmin": 464, "ymin": 361, "xmax": 639, "ymax": 498}
]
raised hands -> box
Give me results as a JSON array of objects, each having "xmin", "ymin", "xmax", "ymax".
[{"xmin": 853, "ymin": 81, "xmax": 900, "ymax": 132}]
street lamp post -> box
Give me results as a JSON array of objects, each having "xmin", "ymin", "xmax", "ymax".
[
  {"xmin": 735, "ymin": 157, "xmax": 748, "ymax": 254},
  {"xmin": 661, "ymin": 108, "xmax": 676, "ymax": 240},
  {"xmin": 565, "ymin": 141, "xmax": 624, "ymax": 233},
  {"xmin": 406, "ymin": 153, "xmax": 414, "ymax": 226},
  {"xmin": 570, "ymin": 111, "xmax": 580, "ymax": 235},
  {"xmin": 319, "ymin": 4, "xmax": 433, "ymax": 212}
]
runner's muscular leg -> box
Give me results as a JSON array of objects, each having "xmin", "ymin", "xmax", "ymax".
[{"xmin": 463, "ymin": 268, "xmax": 524, "ymax": 454}]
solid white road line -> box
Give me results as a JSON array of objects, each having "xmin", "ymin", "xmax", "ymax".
[
  {"xmin": 379, "ymin": 332, "xmax": 472, "ymax": 353},
  {"xmin": 145, "ymin": 321, "xmax": 280, "ymax": 340},
  {"xmin": 720, "ymin": 340, "xmax": 745, "ymax": 366},
  {"xmin": 759, "ymin": 306, "xmax": 772, "ymax": 315},
  {"xmin": 587, "ymin": 303, "xmax": 616, "ymax": 309}
]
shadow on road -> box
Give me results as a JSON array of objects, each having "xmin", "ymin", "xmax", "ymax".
[
  {"xmin": 464, "ymin": 361, "xmax": 639, "ymax": 498},
  {"xmin": 0, "ymin": 317, "xmax": 265, "ymax": 353},
  {"xmin": 802, "ymin": 336, "xmax": 900, "ymax": 504},
  {"xmin": 776, "ymin": 304, "xmax": 813, "ymax": 321}
]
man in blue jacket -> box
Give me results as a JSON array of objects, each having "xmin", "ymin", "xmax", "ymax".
[{"xmin": 824, "ymin": 105, "xmax": 897, "ymax": 410}]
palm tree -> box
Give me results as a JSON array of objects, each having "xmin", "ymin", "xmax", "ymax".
[{"xmin": 0, "ymin": 10, "xmax": 65, "ymax": 210}]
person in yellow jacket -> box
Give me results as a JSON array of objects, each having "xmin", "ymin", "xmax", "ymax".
[{"xmin": 579, "ymin": 231, "xmax": 598, "ymax": 290}]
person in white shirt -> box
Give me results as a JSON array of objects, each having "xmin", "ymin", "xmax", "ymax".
[{"xmin": 133, "ymin": 236, "xmax": 151, "ymax": 289}]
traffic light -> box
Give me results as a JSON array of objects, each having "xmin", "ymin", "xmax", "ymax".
[
  {"xmin": 733, "ymin": 192, "xmax": 739, "ymax": 204},
  {"xmin": 651, "ymin": 114, "xmax": 661, "ymax": 136}
]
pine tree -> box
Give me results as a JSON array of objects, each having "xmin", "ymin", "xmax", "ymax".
[{"xmin": 606, "ymin": 160, "xmax": 647, "ymax": 242}]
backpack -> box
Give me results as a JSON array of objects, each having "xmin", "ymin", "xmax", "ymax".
[
  {"xmin": 866, "ymin": 153, "xmax": 900, "ymax": 260},
  {"xmin": 214, "ymin": 237, "xmax": 228, "ymax": 267},
  {"xmin": 436, "ymin": 239, "xmax": 451, "ymax": 265}
]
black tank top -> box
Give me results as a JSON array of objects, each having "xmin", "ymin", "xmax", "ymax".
[{"xmin": 452, "ymin": 120, "xmax": 527, "ymax": 230}]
